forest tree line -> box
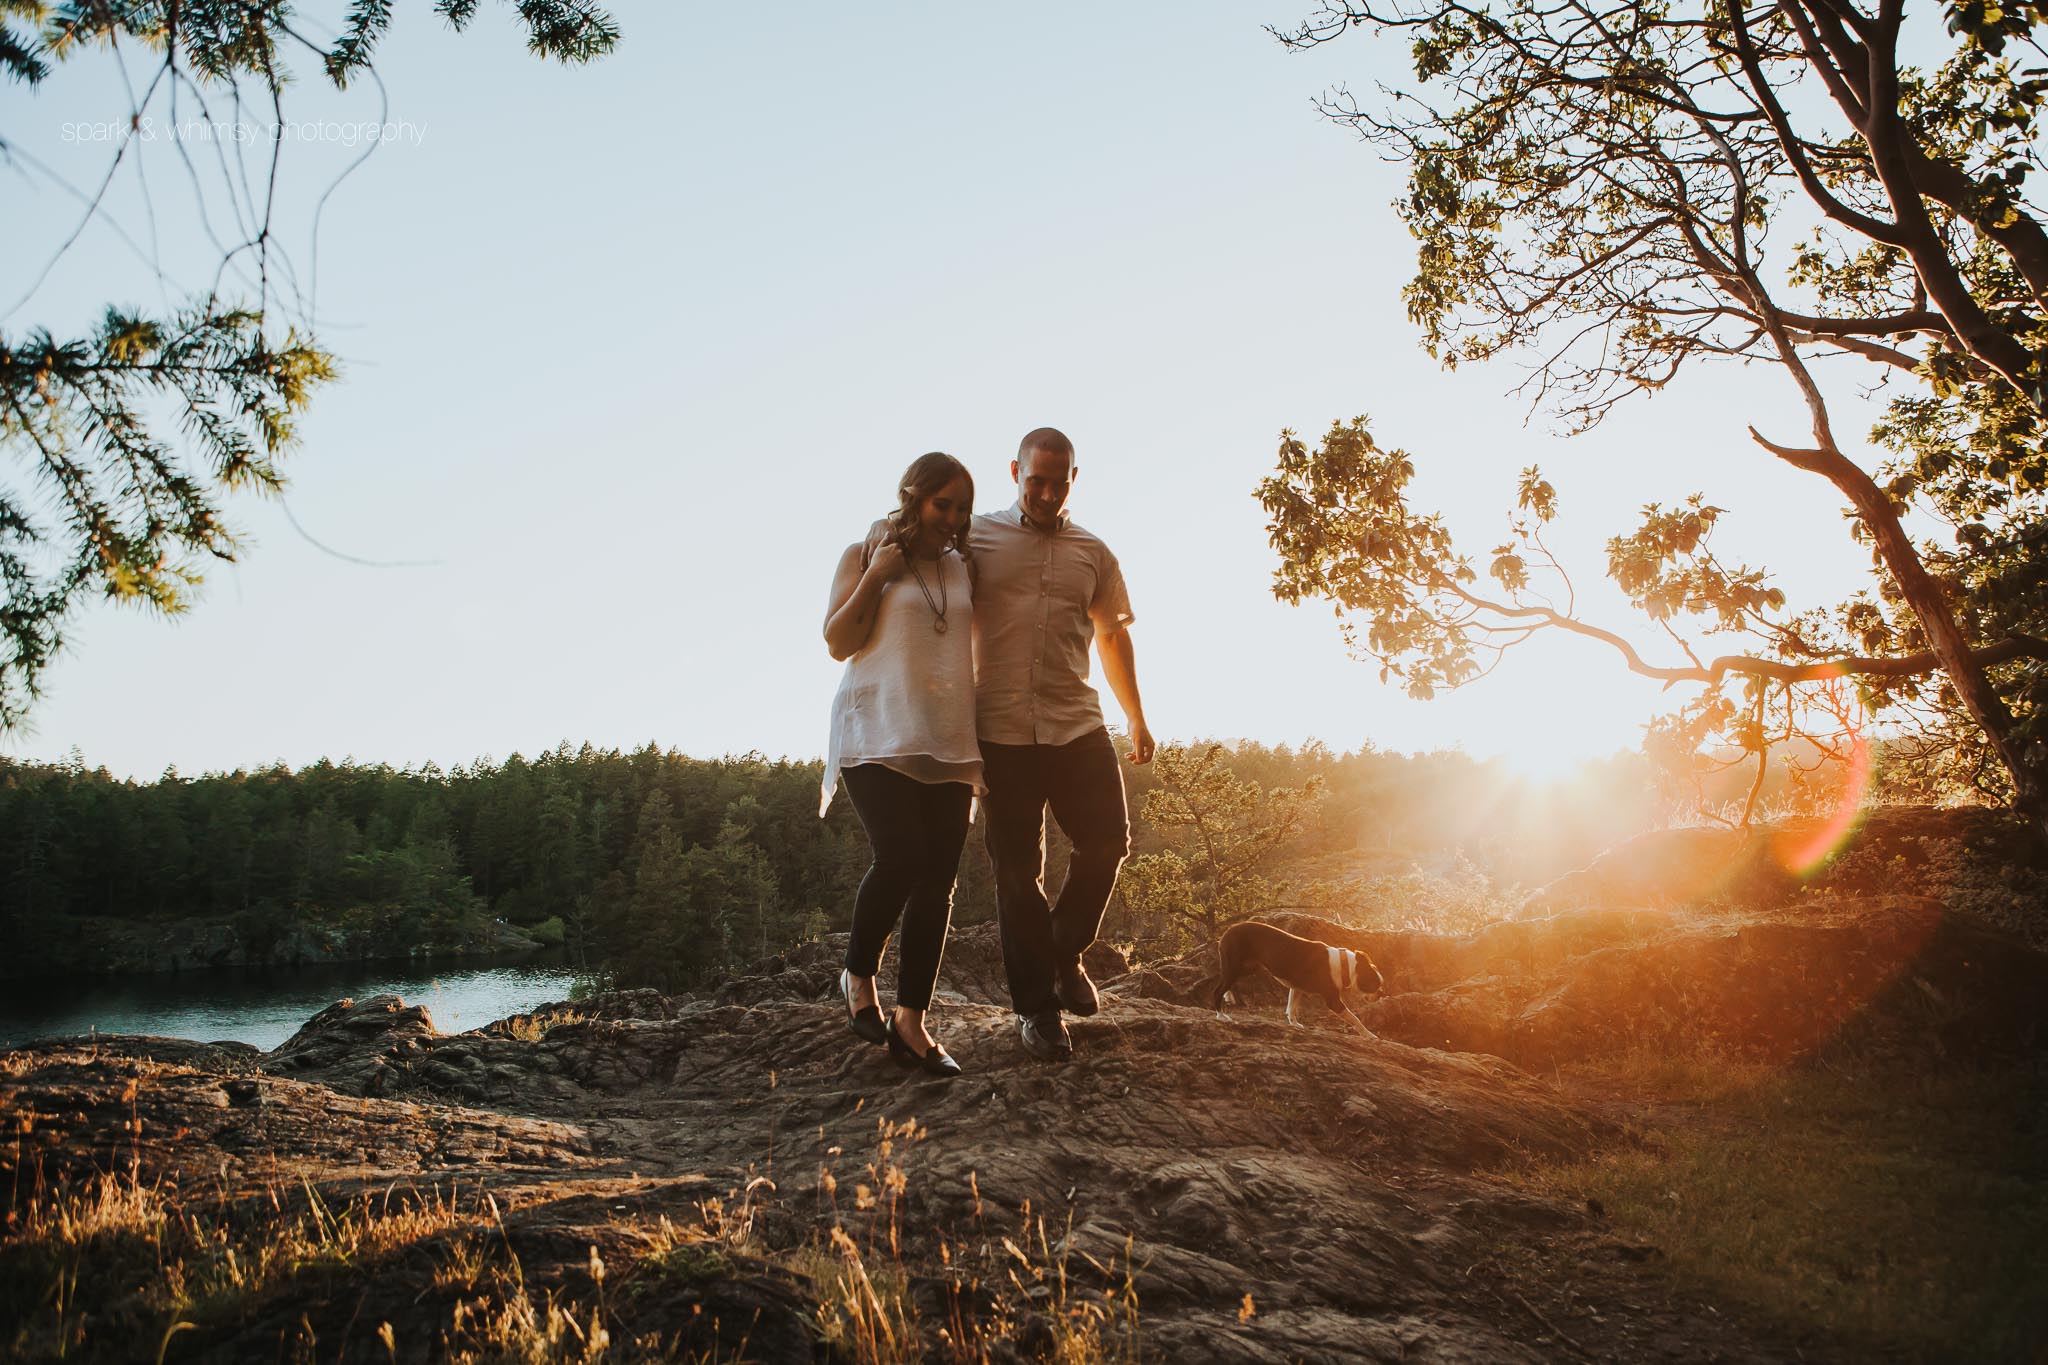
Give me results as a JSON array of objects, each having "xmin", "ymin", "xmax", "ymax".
[{"xmin": 2, "ymin": 736, "xmax": 1860, "ymax": 986}]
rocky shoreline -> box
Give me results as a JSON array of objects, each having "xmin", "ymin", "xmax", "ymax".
[{"xmin": 8, "ymin": 892, "xmax": 2043, "ymax": 1362}]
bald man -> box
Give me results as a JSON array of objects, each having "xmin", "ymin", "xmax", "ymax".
[{"xmin": 971, "ymin": 427, "xmax": 1153, "ymax": 1063}]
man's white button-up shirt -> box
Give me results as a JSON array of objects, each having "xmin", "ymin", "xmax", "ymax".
[{"xmin": 969, "ymin": 503, "xmax": 1134, "ymax": 746}]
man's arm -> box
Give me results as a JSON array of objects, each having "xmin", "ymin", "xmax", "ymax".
[{"xmin": 1094, "ymin": 620, "xmax": 1155, "ymax": 764}]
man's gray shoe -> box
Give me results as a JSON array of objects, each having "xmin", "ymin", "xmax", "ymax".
[
  {"xmin": 1018, "ymin": 1010, "xmax": 1073, "ymax": 1063},
  {"xmin": 1053, "ymin": 958, "xmax": 1100, "ymax": 1017}
]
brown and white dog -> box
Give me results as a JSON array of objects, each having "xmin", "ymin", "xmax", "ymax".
[{"xmin": 1206, "ymin": 921, "xmax": 1383, "ymax": 1035}]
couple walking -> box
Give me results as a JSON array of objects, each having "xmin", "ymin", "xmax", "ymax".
[{"xmin": 820, "ymin": 426, "xmax": 1154, "ymax": 1078}]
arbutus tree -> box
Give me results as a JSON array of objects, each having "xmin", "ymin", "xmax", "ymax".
[{"xmin": 1258, "ymin": 0, "xmax": 2048, "ymax": 833}]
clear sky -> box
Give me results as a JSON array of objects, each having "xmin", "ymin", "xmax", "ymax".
[{"xmin": 4, "ymin": 2, "xmax": 1881, "ymax": 782}]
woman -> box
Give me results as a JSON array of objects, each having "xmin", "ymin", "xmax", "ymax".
[{"xmin": 821, "ymin": 452, "xmax": 982, "ymax": 1079}]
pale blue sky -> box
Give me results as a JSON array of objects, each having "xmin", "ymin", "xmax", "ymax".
[{"xmin": 4, "ymin": 2, "xmax": 1876, "ymax": 781}]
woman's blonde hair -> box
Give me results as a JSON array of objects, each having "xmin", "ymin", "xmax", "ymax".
[{"xmin": 888, "ymin": 452, "xmax": 975, "ymax": 557}]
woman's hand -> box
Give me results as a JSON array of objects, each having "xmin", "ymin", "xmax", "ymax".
[
  {"xmin": 865, "ymin": 540, "xmax": 908, "ymax": 584},
  {"xmin": 824, "ymin": 537, "xmax": 902, "ymax": 661}
]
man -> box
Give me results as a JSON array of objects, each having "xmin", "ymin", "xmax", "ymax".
[{"xmin": 970, "ymin": 427, "xmax": 1154, "ymax": 1063}]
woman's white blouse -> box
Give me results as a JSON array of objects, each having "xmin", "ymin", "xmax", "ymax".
[{"xmin": 821, "ymin": 547, "xmax": 985, "ymax": 815}]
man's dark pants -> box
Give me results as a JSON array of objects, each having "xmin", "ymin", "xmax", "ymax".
[{"xmin": 981, "ymin": 726, "xmax": 1131, "ymax": 1017}]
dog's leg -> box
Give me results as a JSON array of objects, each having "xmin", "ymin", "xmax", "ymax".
[
  {"xmin": 1207, "ymin": 966, "xmax": 1235, "ymax": 1023},
  {"xmin": 1208, "ymin": 944, "xmax": 1238, "ymax": 1015},
  {"xmin": 1336, "ymin": 1004, "xmax": 1378, "ymax": 1040},
  {"xmin": 1286, "ymin": 989, "xmax": 1307, "ymax": 1029},
  {"xmin": 1208, "ymin": 967, "xmax": 1235, "ymax": 1017}
]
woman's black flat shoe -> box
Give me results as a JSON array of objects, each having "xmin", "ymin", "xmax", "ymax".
[
  {"xmin": 840, "ymin": 969, "xmax": 888, "ymax": 1046},
  {"xmin": 886, "ymin": 1016, "xmax": 963, "ymax": 1079}
]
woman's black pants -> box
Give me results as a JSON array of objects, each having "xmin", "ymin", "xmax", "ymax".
[{"xmin": 840, "ymin": 763, "xmax": 972, "ymax": 1011}]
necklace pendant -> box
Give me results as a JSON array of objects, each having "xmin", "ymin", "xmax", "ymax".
[{"xmin": 934, "ymin": 617, "xmax": 948, "ymax": 635}]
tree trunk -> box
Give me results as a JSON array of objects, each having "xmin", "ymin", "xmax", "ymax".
[{"xmin": 1815, "ymin": 452, "xmax": 2048, "ymax": 836}]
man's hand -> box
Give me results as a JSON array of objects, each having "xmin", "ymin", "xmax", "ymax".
[
  {"xmin": 1095, "ymin": 621, "xmax": 1152, "ymax": 763},
  {"xmin": 1126, "ymin": 717, "xmax": 1156, "ymax": 764}
]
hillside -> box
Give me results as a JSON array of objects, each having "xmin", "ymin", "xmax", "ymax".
[{"xmin": 4, "ymin": 812, "xmax": 2045, "ymax": 1362}]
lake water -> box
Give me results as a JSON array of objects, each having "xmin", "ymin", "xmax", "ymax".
[{"xmin": 0, "ymin": 955, "xmax": 588, "ymax": 1052}]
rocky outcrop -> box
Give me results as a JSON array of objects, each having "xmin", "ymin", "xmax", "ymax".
[
  {"xmin": 7, "ymin": 1047, "xmax": 600, "ymax": 1188},
  {"xmin": 31, "ymin": 877, "xmax": 2044, "ymax": 1362},
  {"xmin": 2, "ymin": 904, "xmax": 1883, "ymax": 1363},
  {"xmin": 1514, "ymin": 806, "xmax": 2048, "ymax": 949},
  {"xmin": 706, "ymin": 921, "xmax": 1128, "ymax": 1011},
  {"xmin": 10, "ymin": 808, "xmax": 2038, "ymax": 1361},
  {"xmin": 1517, "ymin": 826, "xmax": 1794, "ymax": 914},
  {"xmin": 3, "ymin": 989, "xmax": 1735, "ymax": 1364},
  {"xmin": 1121, "ymin": 900, "xmax": 2048, "ymax": 1068}
]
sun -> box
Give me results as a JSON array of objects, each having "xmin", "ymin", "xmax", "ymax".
[
  {"xmin": 1462, "ymin": 654, "xmax": 1675, "ymax": 783},
  {"xmin": 1495, "ymin": 724, "xmax": 1628, "ymax": 783}
]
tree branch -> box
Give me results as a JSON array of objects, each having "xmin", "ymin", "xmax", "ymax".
[{"xmin": 1446, "ymin": 576, "xmax": 2048, "ymax": 683}]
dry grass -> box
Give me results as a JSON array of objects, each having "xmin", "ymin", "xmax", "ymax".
[
  {"xmin": 497, "ymin": 1009, "xmax": 589, "ymax": 1043},
  {"xmin": 1, "ymin": 1162, "xmax": 497, "ymax": 1361},
  {"xmin": 2, "ymin": 1100, "xmax": 1152, "ymax": 1363},
  {"xmin": 1518, "ymin": 1049, "xmax": 2048, "ymax": 1363},
  {"xmin": 0, "ymin": 1163, "xmax": 774, "ymax": 1364},
  {"xmin": 440, "ymin": 1231, "xmax": 615, "ymax": 1365},
  {"xmin": 798, "ymin": 1115, "xmax": 1147, "ymax": 1365},
  {"xmin": 790, "ymin": 1205, "xmax": 1144, "ymax": 1365}
]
